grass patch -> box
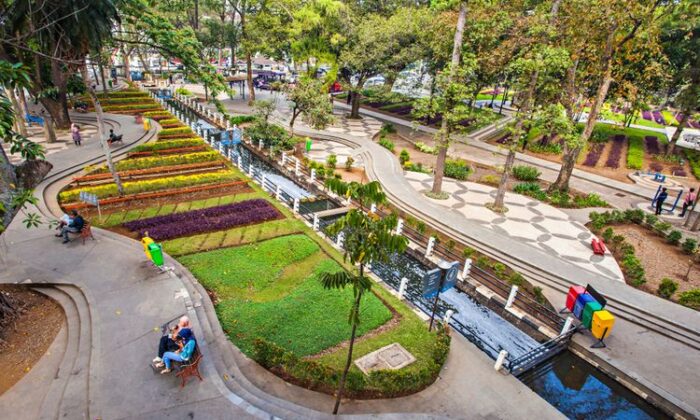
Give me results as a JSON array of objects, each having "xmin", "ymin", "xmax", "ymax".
[{"xmin": 178, "ymin": 235, "xmax": 393, "ymax": 356}]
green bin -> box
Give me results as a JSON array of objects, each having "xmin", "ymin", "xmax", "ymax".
[
  {"xmin": 148, "ymin": 243, "xmax": 164, "ymax": 267},
  {"xmin": 582, "ymin": 300, "xmax": 603, "ymax": 329}
]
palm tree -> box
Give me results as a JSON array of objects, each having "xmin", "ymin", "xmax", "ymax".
[{"xmin": 321, "ymin": 180, "xmax": 407, "ymax": 415}]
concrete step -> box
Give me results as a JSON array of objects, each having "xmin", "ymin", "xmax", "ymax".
[{"xmin": 30, "ymin": 285, "xmax": 87, "ymax": 420}]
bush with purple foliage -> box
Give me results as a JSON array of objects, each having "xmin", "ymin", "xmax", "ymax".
[
  {"xmin": 605, "ymin": 135, "xmax": 625, "ymax": 168},
  {"xmin": 124, "ymin": 199, "xmax": 280, "ymax": 240},
  {"xmin": 644, "ymin": 136, "xmax": 661, "ymax": 155}
]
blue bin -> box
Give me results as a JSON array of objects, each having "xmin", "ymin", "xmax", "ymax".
[{"xmin": 573, "ymin": 293, "xmax": 596, "ymax": 320}]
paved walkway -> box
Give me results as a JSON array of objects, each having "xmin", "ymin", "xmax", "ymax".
[{"xmin": 0, "ymin": 111, "xmax": 565, "ymax": 419}]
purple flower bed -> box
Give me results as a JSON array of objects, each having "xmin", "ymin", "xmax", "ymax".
[
  {"xmin": 644, "ymin": 136, "xmax": 661, "ymax": 155},
  {"xmin": 649, "ymin": 162, "xmax": 663, "ymax": 172},
  {"xmin": 652, "ymin": 111, "xmax": 666, "ymax": 125},
  {"xmin": 583, "ymin": 143, "xmax": 604, "ymax": 167},
  {"xmin": 123, "ymin": 199, "xmax": 280, "ymax": 240},
  {"xmin": 672, "ymin": 166, "xmax": 687, "ymax": 177},
  {"xmin": 496, "ymin": 134, "xmax": 510, "ymax": 144},
  {"xmin": 604, "ymin": 135, "xmax": 626, "ymax": 168},
  {"xmin": 390, "ymin": 105, "xmax": 414, "ymax": 115},
  {"xmin": 641, "ymin": 110, "xmax": 653, "ymax": 121}
]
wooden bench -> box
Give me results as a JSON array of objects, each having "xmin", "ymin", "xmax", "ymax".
[
  {"xmin": 173, "ymin": 348, "xmax": 203, "ymax": 388},
  {"xmin": 68, "ymin": 221, "xmax": 95, "ymax": 245}
]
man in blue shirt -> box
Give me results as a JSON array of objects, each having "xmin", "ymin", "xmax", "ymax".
[
  {"xmin": 56, "ymin": 210, "xmax": 84, "ymax": 243},
  {"xmin": 158, "ymin": 329, "xmax": 197, "ymax": 374}
]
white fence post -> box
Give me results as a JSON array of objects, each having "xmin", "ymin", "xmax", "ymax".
[
  {"xmin": 461, "ymin": 258, "xmax": 472, "ymax": 280},
  {"xmin": 276, "ymin": 185, "xmax": 282, "ymax": 201},
  {"xmin": 505, "ymin": 285, "xmax": 518, "ymax": 309},
  {"xmin": 261, "ymin": 174, "xmax": 267, "ymax": 191},
  {"xmin": 259, "ymin": 139, "xmax": 263, "ymax": 150},
  {"xmin": 494, "ymin": 350, "xmax": 509, "ymax": 371},
  {"xmin": 370, "ymin": 203, "xmax": 377, "ymax": 213},
  {"xmin": 561, "ymin": 316, "xmax": 574, "ymax": 335},
  {"xmin": 247, "ymin": 162, "xmax": 254, "ymax": 178},
  {"xmin": 425, "ymin": 236, "xmax": 435, "ymax": 258},
  {"xmin": 336, "ymin": 231, "xmax": 345, "ymax": 248},
  {"xmin": 443, "ymin": 309, "xmax": 454, "ymax": 324},
  {"xmin": 313, "ymin": 214, "xmax": 319, "ymax": 231},
  {"xmin": 398, "ymin": 277, "xmax": 409, "ymax": 300},
  {"xmin": 293, "ymin": 198, "xmax": 300, "ymax": 213},
  {"xmin": 310, "ymin": 169, "xmax": 316, "ymax": 183},
  {"xmin": 295, "ymin": 158, "xmax": 301, "ymax": 177},
  {"xmin": 281, "ymin": 152, "xmax": 287, "ymax": 166},
  {"xmin": 396, "ymin": 219, "xmax": 404, "ymax": 235}
]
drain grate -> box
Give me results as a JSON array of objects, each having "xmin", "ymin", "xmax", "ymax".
[{"xmin": 615, "ymin": 193, "xmax": 626, "ymax": 197}]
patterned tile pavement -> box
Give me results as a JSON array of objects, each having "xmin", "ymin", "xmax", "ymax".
[
  {"xmin": 404, "ymin": 172, "xmax": 625, "ymax": 282},
  {"xmin": 3, "ymin": 123, "xmax": 98, "ymax": 165},
  {"xmin": 306, "ymin": 140, "xmax": 363, "ymax": 168}
]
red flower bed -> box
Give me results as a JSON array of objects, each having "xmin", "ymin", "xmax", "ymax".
[{"xmin": 123, "ymin": 199, "xmax": 280, "ymax": 240}]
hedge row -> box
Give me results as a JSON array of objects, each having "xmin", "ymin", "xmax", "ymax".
[
  {"xmin": 88, "ymin": 151, "xmax": 222, "ymax": 174},
  {"xmin": 143, "ymin": 111, "xmax": 173, "ymax": 118},
  {"xmin": 59, "ymin": 170, "xmax": 237, "ymax": 203},
  {"xmin": 252, "ymin": 325, "xmax": 450, "ymax": 398},
  {"xmin": 131, "ymin": 138, "xmax": 205, "ymax": 152},
  {"xmin": 158, "ymin": 127, "xmax": 194, "ymax": 137},
  {"xmin": 158, "ymin": 118, "xmax": 182, "ymax": 126}
]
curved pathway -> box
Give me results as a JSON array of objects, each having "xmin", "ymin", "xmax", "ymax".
[{"xmin": 0, "ymin": 111, "xmax": 564, "ymax": 419}]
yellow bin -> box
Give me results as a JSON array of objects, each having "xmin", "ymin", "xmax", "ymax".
[
  {"xmin": 591, "ymin": 310, "xmax": 615, "ymax": 339},
  {"xmin": 141, "ymin": 236, "xmax": 155, "ymax": 261}
]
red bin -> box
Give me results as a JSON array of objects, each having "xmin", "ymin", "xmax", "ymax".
[{"xmin": 566, "ymin": 285, "xmax": 586, "ymax": 312}]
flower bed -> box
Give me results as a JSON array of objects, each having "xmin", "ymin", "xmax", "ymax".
[
  {"xmin": 685, "ymin": 149, "xmax": 700, "ymax": 179},
  {"xmin": 123, "ymin": 199, "xmax": 280, "ymax": 240},
  {"xmin": 641, "ymin": 110, "xmax": 653, "ymax": 121},
  {"xmin": 626, "ymin": 136, "xmax": 644, "ymax": 169},
  {"xmin": 651, "ymin": 111, "xmax": 666, "ymax": 126},
  {"xmin": 604, "ymin": 135, "xmax": 625, "ymax": 168},
  {"xmin": 130, "ymin": 138, "xmax": 205, "ymax": 153},
  {"xmin": 158, "ymin": 127, "xmax": 194, "ymax": 140},
  {"xmin": 583, "ymin": 143, "xmax": 604, "ymax": 167},
  {"xmin": 62, "ymin": 180, "xmax": 250, "ymax": 211},
  {"xmin": 644, "ymin": 136, "xmax": 661, "ymax": 155},
  {"xmin": 59, "ymin": 170, "xmax": 238, "ymax": 203},
  {"xmin": 88, "ymin": 151, "xmax": 222, "ymax": 174},
  {"xmin": 73, "ymin": 160, "xmax": 228, "ymax": 184},
  {"xmin": 96, "ymin": 90, "xmax": 149, "ymax": 98},
  {"xmin": 99, "ymin": 97, "xmax": 158, "ymax": 105},
  {"xmin": 127, "ymin": 145, "xmax": 209, "ymax": 157},
  {"xmin": 101, "ymin": 104, "xmax": 163, "ymax": 112}
]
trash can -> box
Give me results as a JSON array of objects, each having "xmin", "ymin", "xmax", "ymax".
[
  {"xmin": 148, "ymin": 242, "xmax": 164, "ymax": 267},
  {"xmin": 566, "ymin": 285, "xmax": 586, "ymax": 312},
  {"xmin": 573, "ymin": 293, "xmax": 595, "ymax": 320},
  {"xmin": 582, "ymin": 300, "xmax": 603, "ymax": 329},
  {"xmin": 591, "ymin": 310, "xmax": 615, "ymax": 339}
]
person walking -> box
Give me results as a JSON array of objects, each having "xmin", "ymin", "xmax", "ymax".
[
  {"xmin": 655, "ymin": 187, "xmax": 668, "ymax": 215},
  {"xmin": 71, "ymin": 123, "xmax": 82, "ymax": 146},
  {"xmin": 680, "ymin": 188, "xmax": 696, "ymax": 217}
]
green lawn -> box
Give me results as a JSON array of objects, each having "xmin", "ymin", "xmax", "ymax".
[{"xmin": 178, "ymin": 234, "xmax": 393, "ymax": 356}]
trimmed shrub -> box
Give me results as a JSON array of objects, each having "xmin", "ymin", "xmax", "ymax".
[
  {"xmin": 59, "ymin": 170, "xmax": 237, "ymax": 202},
  {"xmin": 645, "ymin": 213, "xmax": 658, "ymax": 227},
  {"xmin": 444, "ymin": 159, "xmax": 471, "ymax": 180},
  {"xmin": 230, "ymin": 115, "xmax": 256, "ymax": 125},
  {"xmin": 508, "ymin": 272, "xmax": 524, "ymax": 286},
  {"xmin": 512, "ymin": 165, "xmax": 541, "ymax": 181},
  {"xmin": 573, "ymin": 193, "xmax": 609, "ymax": 208},
  {"xmin": 403, "ymin": 161, "xmax": 429, "ymax": 173},
  {"xmin": 667, "ymin": 230, "xmax": 683, "ymax": 245},
  {"xmin": 326, "ymin": 154, "xmax": 337, "ymax": 169},
  {"xmin": 514, "ymin": 182, "xmax": 547, "ymax": 201},
  {"xmin": 175, "ymin": 87, "xmax": 193, "ymax": 96},
  {"xmin": 657, "ymin": 278, "xmax": 678, "ymax": 299},
  {"xmin": 678, "ymin": 289, "xmax": 700, "ymax": 310},
  {"xmin": 602, "ymin": 227, "xmax": 614, "ymax": 243},
  {"xmin": 682, "ymin": 238, "xmax": 698, "ymax": 255},
  {"xmin": 345, "ymin": 156, "xmax": 355, "ymax": 170},
  {"xmin": 379, "ymin": 137, "xmax": 395, "ymax": 152},
  {"xmin": 654, "ymin": 221, "xmax": 672, "ymax": 235},
  {"xmin": 415, "ymin": 142, "xmax": 438, "ymax": 155},
  {"xmin": 399, "ymin": 149, "xmax": 410, "ymax": 165},
  {"xmin": 480, "ymin": 175, "xmax": 500, "ymax": 186}
]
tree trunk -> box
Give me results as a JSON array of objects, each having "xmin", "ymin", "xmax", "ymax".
[
  {"xmin": 493, "ymin": 149, "xmax": 515, "ymax": 209},
  {"xmin": 551, "ymin": 144, "xmax": 579, "ymax": 193},
  {"xmin": 137, "ymin": 47, "xmax": 151, "ymax": 73},
  {"xmin": 289, "ymin": 107, "xmax": 300, "ymax": 132},
  {"xmin": 123, "ymin": 49, "xmax": 132, "ymax": 81},
  {"xmin": 332, "ymin": 274, "xmax": 364, "ymax": 415},
  {"xmin": 350, "ymin": 91, "xmax": 361, "ymax": 119},
  {"xmin": 6, "ymin": 88, "xmax": 27, "ymax": 137},
  {"xmin": 489, "ymin": 84, "xmax": 498, "ymax": 108},
  {"xmin": 692, "ymin": 211, "xmax": 700, "ymax": 232},
  {"xmin": 666, "ymin": 112, "xmax": 689, "ymax": 156},
  {"xmin": 431, "ymin": 1, "xmax": 467, "ymax": 195},
  {"xmin": 246, "ymin": 52, "xmax": 255, "ymax": 105},
  {"xmin": 37, "ymin": 97, "xmax": 70, "ymax": 131},
  {"xmin": 383, "ymin": 72, "xmax": 397, "ymax": 92},
  {"xmin": 0, "ymin": 144, "xmax": 19, "ymax": 229},
  {"xmin": 81, "ymin": 65, "xmax": 124, "ymax": 196},
  {"xmin": 50, "ymin": 59, "xmax": 72, "ymax": 129},
  {"xmin": 193, "ymin": 0, "xmax": 199, "ymax": 29}
]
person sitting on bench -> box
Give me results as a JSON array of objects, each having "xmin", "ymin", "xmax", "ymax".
[
  {"xmin": 108, "ymin": 129, "xmax": 123, "ymax": 145},
  {"xmin": 157, "ymin": 329, "xmax": 196, "ymax": 374},
  {"xmin": 56, "ymin": 210, "xmax": 84, "ymax": 244},
  {"xmin": 153, "ymin": 316, "xmax": 191, "ymax": 365}
]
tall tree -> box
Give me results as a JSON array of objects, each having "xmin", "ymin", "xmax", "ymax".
[
  {"xmin": 320, "ymin": 180, "xmax": 407, "ymax": 415},
  {"xmin": 285, "ymin": 77, "xmax": 335, "ymax": 134}
]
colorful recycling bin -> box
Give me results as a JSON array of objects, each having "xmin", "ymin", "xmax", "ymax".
[
  {"xmin": 566, "ymin": 285, "xmax": 586, "ymax": 312},
  {"xmin": 141, "ymin": 236, "xmax": 154, "ymax": 259},
  {"xmin": 148, "ymin": 242, "xmax": 164, "ymax": 267},
  {"xmin": 582, "ymin": 300, "xmax": 603, "ymax": 329},
  {"xmin": 591, "ymin": 310, "xmax": 615, "ymax": 339},
  {"xmin": 573, "ymin": 293, "xmax": 596, "ymax": 319}
]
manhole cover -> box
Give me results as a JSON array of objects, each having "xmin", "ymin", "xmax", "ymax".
[{"xmin": 354, "ymin": 343, "xmax": 416, "ymax": 375}]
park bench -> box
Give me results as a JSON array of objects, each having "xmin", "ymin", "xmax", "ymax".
[
  {"xmin": 25, "ymin": 113, "xmax": 44, "ymax": 126},
  {"xmin": 173, "ymin": 347, "xmax": 203, "ymax": 388},
  {"xmin": 108, "ymin": 134, "xmax": 124, "ymax": 145},
  {"xmin": 67, "ymin": 221, "xmax": 95, "ymax": 245}
]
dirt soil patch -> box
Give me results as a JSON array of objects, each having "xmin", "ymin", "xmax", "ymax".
[
  {"xmin": 613, "ymin": 225, "xmax": 700, "ymax": 299},
  {"xmin": 0, "ymin": 285, "xmax": 64, "ymax": 395}
]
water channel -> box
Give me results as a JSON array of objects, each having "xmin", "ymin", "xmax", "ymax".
[{"xmin": 164, "ymin": 93, "xmax": 669, "ymax": 419}]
